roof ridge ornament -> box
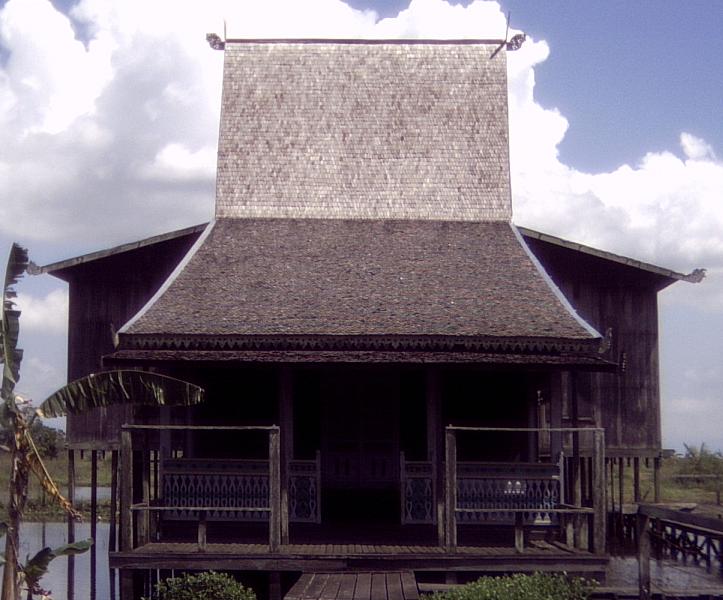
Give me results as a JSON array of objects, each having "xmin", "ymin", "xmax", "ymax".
[
  {"xmin": 490, "ymin": 12, "xmax": 526, "ymax": 58},
  {"xmin": 682, "ymin": 268, "xmax": 706, "ymax": 283},
  {"xmin": 206, "ymin": 32, "xmax": 225, "ymax": 51}
]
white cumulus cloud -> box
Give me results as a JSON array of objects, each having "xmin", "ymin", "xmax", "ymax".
[{"xmin": 16, "ymin": 289, "xmax": 68, "ymax": 334}]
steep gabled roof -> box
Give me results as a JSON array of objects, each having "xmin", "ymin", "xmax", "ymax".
[{"xmin": 215, "ymin": 40, "xmax": 512, "ymax": 221}]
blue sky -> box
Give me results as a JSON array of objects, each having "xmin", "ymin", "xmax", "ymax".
[{"xmin": 1, "ymin": 0, "xmax": 721, "ymax": 452}]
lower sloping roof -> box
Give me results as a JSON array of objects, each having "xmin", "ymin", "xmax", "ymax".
[{"xmin": 118, "ymin": 218, "xmax": 600, "ymax": 355}]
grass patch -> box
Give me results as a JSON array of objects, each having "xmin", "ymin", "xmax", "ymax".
[{"xmin": 0, "ymin": 452, "xmax": 113, "ymax": 521}]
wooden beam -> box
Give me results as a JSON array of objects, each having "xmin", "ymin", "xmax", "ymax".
[
  {"xmin": 653, "ymin": 456, "xmax": 661, "ymax": 503},
  {"xmin": 269, "ymin": 427, "xmax": 281, "ymax": 552},
  {"xmin": 592, "ymin": 429, "xmax": 606, "ymax": 555},
  {"xmin": 120, "ymin": 429, "xmax": 133, "ymax": 551},
  {"xmin": 444, "ymin": 427, "xmax": 457, "ymax": 551}
]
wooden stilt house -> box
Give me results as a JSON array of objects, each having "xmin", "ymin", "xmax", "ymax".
[{"xmin": 40, "ymin": 39, "xmax": 702, "ymax": 598}]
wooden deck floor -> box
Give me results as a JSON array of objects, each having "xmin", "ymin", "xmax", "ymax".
[
  {"xmin": 110, "ymin": 541, "xmax": 608, "ymax": 575},
  {"xmin": 286, "ymin": 572, "xmax": 419, "ymax": 600}
]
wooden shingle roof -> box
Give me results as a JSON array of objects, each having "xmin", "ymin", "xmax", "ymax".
[
  {"xmin": 215, "ymin": 40, "xmax": 511, "ymax": 221},
  {"xmin": 118, "ymin": 219, "xmax": 599, "ymax": 353}
]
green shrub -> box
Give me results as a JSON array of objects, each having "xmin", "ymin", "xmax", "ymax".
[
  {"xmin": 145, "ymin": 571, "xmax": 256, "ymax": 600},
  {"xmin": 428, "ymin": 573, "xmax": 596, "ymax": 600}
]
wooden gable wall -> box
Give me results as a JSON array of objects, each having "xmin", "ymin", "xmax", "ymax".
[
  {"xmin": 522, "ymin": 234, "xmax": 670, "ymax": 455},
  {"xmin": 54, "ymin": 231, "xmax": 202, "ymax": 448}
]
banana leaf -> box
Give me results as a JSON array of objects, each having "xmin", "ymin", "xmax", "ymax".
[
  {"xmin": 1, "ymin": 244, "xmax": 29, "ymax": 401},
  {"xmin": 21, "ymin": 539, "xmax": 93, "ymax": 592},
  {"xmin": 38, "ymin": 370, "xmax": 205, "ymax": 418}
]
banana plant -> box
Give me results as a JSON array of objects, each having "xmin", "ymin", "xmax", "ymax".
[
  {"xmin": 0, "ymin": 244, "xmax": 205, "ymax": 599},
  {"xmin": 0, "ymin": 523, "xmax": 92, "ymax": 600}
]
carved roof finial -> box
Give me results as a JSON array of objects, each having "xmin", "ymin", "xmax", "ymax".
[{"xmin": 206, "ymin": 33, "xmax": 225, "ymax": 51}]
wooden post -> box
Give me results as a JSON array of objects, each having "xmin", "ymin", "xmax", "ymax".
[
  {"xmin": 279, "ymin": 366, "xmax": 292, "ymax": 545},
  {"xmin": 67, "ymin": 449, "xmax": 76, "ymax": 600},
  {"xmin": 444, "ymin": 427, "xmax": 457, "ymax": 551},
  {"xmin": 109, "ymin": 450, "xmax": 119, "ymax": 553},
  {"xmin": 137, "ymin": 434, "xmax": 150, "ymax": 546},
  {"xmin": 515, "ymin": 512, "xmax": 525, "ymax": 553},
  {"xmin": 269, "ymin": 572, "xmax": 282, "ymax": 600},
  {"xmin": 120, "ymin": 429, "xmax": 133, "ymax": 551},
  {"xmin": 197, "ymin": 512, "xmax": 207, "ymax": 551},
  {"xmin": 633, "ymin": 457, "xmax": 641, "ymax": 503},
  {"xmin": 653, "ymin": 456, "xmax": 661, "ymax": 503},
  {"xmin": 426, "ymin": 368, "xmax": 444, "ymax": 547},
  {"xmin": 570, "ymin": 372, "xmax": 581, "ymax": 548},
  {"xmin": 618, "ymin": 457, "xmax": 625, "ymax": 537},
  {"xmin": 592, "ymin": 429, "xmax": 606, "ymax": 554},
  {"xmin": 637, "ymin": 511, "xmax": 651, "ymax": 600},
  {"xmin": 90, "ymin": 450, "xmax": 98, "ymax": 600},
  {"xmin": 549, "ymin": 373, "xmax": 563, "ymax": 462},
  {"xmin": 269, "ymin": 427, "xmax": 281, "ymax": 552}
]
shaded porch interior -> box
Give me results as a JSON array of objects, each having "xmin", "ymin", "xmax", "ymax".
[{"xmin": 117, "ymin": 363, "xmax": 604, "ymax": 553}]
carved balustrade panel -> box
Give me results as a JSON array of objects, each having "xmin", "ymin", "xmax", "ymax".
[
  {"xmin": 400, "ymin": 458, "xmax": 561, "ymax": 525},
  {"xmin": 161, "ymin": 457, "xmax": 320, "ymax": 522}
]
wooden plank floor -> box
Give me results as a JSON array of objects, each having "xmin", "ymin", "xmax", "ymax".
[
  {"xmin": 110, "ymin": 541, "xmax": 608, "ymax": 574},
  {"xmin": 287, "ymin": 572, "xmax": 419, "ymax": 600},
  {"xmin": 116, "ymin": 541, "xmax": 594, "ymax": 557}
]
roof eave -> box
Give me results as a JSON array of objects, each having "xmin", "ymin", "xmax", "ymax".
[
  {"xmin": 38, "ymin": 223, "xmax": 209, "ymax": 278},
  {"xmin": 518, "ymin": 226, "xmax": 705, "ymax": 288}
]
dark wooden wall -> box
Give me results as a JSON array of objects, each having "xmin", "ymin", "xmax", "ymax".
[
  {"xmin": 523, "ymin": 235, "xmax": 672, "ymax": 455},
  {"xmin": 53, "ymin": 231, "xmax": 202, "ymax": 448}
]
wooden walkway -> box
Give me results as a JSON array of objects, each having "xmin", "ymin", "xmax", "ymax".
[
  {"xmin": 110, "ymin": 541, "xmax": 607, "ymax": 575},
  {"xmin": 286, "ymin": 572, "xmax": 419, "ymax": 600}
]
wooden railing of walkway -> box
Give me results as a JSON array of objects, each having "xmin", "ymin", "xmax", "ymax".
[{"xmin": 637, "ymin": 504, "xmax": 723, "ymax": 600}]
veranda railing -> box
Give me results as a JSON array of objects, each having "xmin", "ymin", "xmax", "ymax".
[
  {"xmin": 118, "ymin": 424, "xmax": 283, "ymax": 551},
  {"xmin": 442, "ymin": 426, "xmax": 606, "ymax": 554}
]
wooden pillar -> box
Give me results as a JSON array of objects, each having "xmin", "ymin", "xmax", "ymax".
[
  {"xmin": 444, "ymin": 427, "xmax": 457, "ymax": 551},
  {"xmin": 653, "ymin": 456, "xmax": 661, "ymax": 503},
  {"xmin": 109, "ymin": 450, "xmax": 119, "ymax": 553},
  {"xmin": 269, "ymin": 572, "xmax": 282, "ymax": 600},
  {"xmin": 618, "ymin": 457, "xmax": 625, "ymax": 538},
  {"xmin": 570, "ymin": 373, "xmax": 580, "ymax": 503},
  {"xmin": 515, "ymin": 512, "xmax": 525, "ymax": 553},
  {"xmin": 592, "ymin": 429, "xmax": 606, "ymax": 554},
  {"xmin": 426, "ymin": 368, "xmax": 444, "ymax": 547},
  {"xmin": 637, "ymin": 512, "xmax": 651, "ymax": 600},
  {"xmin": 67, "ymin": 448, "xmax": 76, "ymax": 600},
  {"xmin": 633, "ymin": 457, "xmax": 641, "ymax": 503},
  {"xmin": 279, "ymin": 366, "xmax": 292, "ymax": 545},
  {"xmin": 197, "ymin": 512, "xmax": 207, "ymax": 551},
  {"xmin": 549, "ymin": 372, "xmax": 563, "ymax": 461},
  {"xmin": 90, "ymin": 450, "xmax": 98, "ymax": 600},
  {"xmin": 120, "ymin": 429, "xmax": 133, "ymax": 551},
  {"xmin": 158, "ymin": 407, "xmax": 171, "ymax": 492},
  {"xmin": 137, "ymin": 434, "xmax": 150, "ymax": 546},
  {"xmin": 269, "ymin": 427, "xmax": 281, "ymax": 552}
]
